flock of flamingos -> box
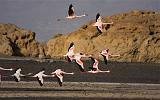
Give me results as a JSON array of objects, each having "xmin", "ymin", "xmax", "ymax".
[{"xmin": 0, "ymin": 4, "xmax": 120, "ymax": 87}]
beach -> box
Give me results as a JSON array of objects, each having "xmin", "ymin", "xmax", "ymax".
[{"xmin": 0, "ymin": 58, "xmax": 160, "ymax": 99}]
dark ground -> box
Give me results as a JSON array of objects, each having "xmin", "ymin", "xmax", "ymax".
[
  {"xmin": 0, "ymin": 58, "xmax": 160, "ymax": 100},
  {"xmin": 0, "ymin": 58, "xmax": 160, "ymax": 84}
]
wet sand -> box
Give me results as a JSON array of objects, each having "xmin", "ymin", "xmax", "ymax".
[
  {"xmin": 0, "ymin": 82, "xmax": 160, "ymax": 100},
  {"xmin": 0, "ymin": 58, "xmax": 159, "ymax": 83},
  {"xmin": 0, "ymin": 58, "xmax": 160, "ymax": 99}
]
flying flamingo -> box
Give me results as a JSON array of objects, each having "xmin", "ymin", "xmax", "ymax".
[
  {"xmin": 64, "ymin": 42, "xmax": 75, "ymax": 62},
  {"xmin": 12, "ymin": 68, "xmax": 32, "ymax": 82},
  {"xmin": 93, "ymin": 13, "xmax": 113, "ymax": 33},
  {"xmin": 58, "ymin": 4, "xmax": 87, "ymax": 21},
  {"xmin": 31, "ymin": 68, "xmax": 50, "ymax": 86},
  {"xmin": 100, "ymin": 49, "xmax": 120, "ymax": 65},
  {"xmin": 51, "ymin": 69, "xmax": 74, "ymax": 86},
  {"xmin": 87, "ymin": 57, "xmax": 110, "ymax": 74},
  {"xmin": 73, "ymin": 53, "xmax": 91, "ymax": 72}
]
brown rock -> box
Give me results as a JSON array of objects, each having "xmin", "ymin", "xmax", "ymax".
[
  {"xmin": 47, "ymin": 10, "xmax": 160, "ymax": 63},
  {"xmin": 0, "ymin": 23, "xmax": 45, "ymax": 57}
]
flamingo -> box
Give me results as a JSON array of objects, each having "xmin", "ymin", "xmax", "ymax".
[
  {"xmin": 100, "ymin": 49, "xmax": 120, "ymax": 65},
  {"xmin": 93, "ymin": 13, "xmax": 113, "ymax": 33},
  {"xmin": 58, "ymin": 4, "xmax": 87, "ymax": 21},
  {"xmin": 31, "ymin": 69, "xmax": 49, "ymax": 86},
  {"xmin": 12, "ymin": 68, "xmax": 31, "ymax": 82},
  {"xmin": 87, "ymin": 57, "xmax": 110, "ymax": 74},
  {"xmin": 73, "ymin": 53, "xmax": 90, "ymax": 72},
  {"xmin": 51, "ymin": 69, "xmax": 74, "ymax": 86},
  {"xmin": 64, "ymin": 42, "xmax": 75, "ymax": 62}
]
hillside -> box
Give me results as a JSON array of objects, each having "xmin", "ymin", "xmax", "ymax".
[
  {"xmin": 47, "ymin": 10, "xmax": 160, "ymax": 63},
  {"xmin": 0, "ymin": 23, "xmax": 46, "ymax": 57}
]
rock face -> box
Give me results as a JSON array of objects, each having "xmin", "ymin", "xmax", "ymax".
[
  {"xmin": 0, "ymin": 23, "xmax": 45, "ymax": 57},
  {"xmin": 47, "ymin": 10, "xmax": 160, "ymax": 63}
]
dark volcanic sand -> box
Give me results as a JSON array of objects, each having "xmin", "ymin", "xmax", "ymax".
[
  {"xmin": 0, "ymin": 97, "xmax": 159, "ymax": 100},
  {"xmin": 0, "ymin": 58, "xmax": 160, "ymax": 100},
  {"xmin": 0, "ymin": 58, "xmax": 160, "ymax": 83}
]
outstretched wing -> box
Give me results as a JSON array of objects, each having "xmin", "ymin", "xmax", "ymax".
[
  {"xmin": 56, "ymin": 74, "xmax": 64, "ymax": 86},
  {"xmin": 75, "ymin": 60, "xmax": 85, "ymax": 72},
  {"xmin": 0, "ymin": 67, "xmax": 13, "ymax": 71},
  {"xmin": 14, "ymin": 76, "xmax": 20, "ymax": 82},
  {"xmin": 97, "ymin": 26, "xmax": 103, "ymax": 33},
  {"xmin": 66, "ymin": 56, "xmax": 72, "ymax": 62},
  {"xmin": 68, "ymin": 4, "xmax": 74, "ymax": 16},
  {"xmin": 89, "ymin": 57, "xmax": 95, "ymax": 70},
  {"xmin": 68, "ymin": 42, "xmax": 74, "ymax": 52},
  {"xmin": 89, "ymin": 57, "xmax": 99, "ymax": 71},
  {"xmin": 36, "ymin": 76, "xmax": 43, "ymax": 86},
  {"xmin": 96, "ymin": 13, "xmax": 100, "ymax": 22},
  {"xmin": 102, "ymin": 55, "xmax": 108, "ymax": 65}
]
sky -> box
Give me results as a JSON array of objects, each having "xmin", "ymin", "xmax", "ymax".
[{"xmin": 0, "ymin": 0, "xmax": 160, "ymax": 42}]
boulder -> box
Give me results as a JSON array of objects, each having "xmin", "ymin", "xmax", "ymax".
[{"xmin": 0, "ymin": 23, "xmax": 45, "ymax": 57}]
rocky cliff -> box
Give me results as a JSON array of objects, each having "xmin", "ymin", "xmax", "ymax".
[
  {"xmin": 47, "ymin": 10, "xmax": 160, "ymax": 63},
  {"xmin": 0, "ymin": 23, "xmax": 46, "ymax": 57}
]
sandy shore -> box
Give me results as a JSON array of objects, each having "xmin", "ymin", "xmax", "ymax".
[{"xmin": 0, "ymin": 81, "xmax": 160, "ymax": 100}]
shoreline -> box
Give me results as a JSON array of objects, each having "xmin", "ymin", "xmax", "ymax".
[
  {"xmin": 0, "ymin": 81, "xmax": 160, "ymax": 99},
  {"xmin": 0, "ymin": 56, "xmax": 159, "ymax": 65}
]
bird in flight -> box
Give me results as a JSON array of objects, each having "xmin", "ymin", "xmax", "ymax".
[
  {"xmin": 31, "ymin": 68, "xmax": 50, "ymax": 86},
  {"xmin": 51, "ymin": 69, "xmax": 74, "ymax": 86},
  {"xmin": 73, "ymin": 53, "xmax": 91, "ymax": 72},
  {"xmin": 100, "ymin": 49, "xmax": 120, "ymax": 65},
  {"xmin": 93, "ymin": 13, "xmax": 113, "ymax": 33},
  {"xmin": 12, "ymin": 68, "xmax": 32, "ymax": 82},
  {"xmin": 87, "ymin": 57, "xmax": 110, "ymax": 74},
  {"xmin": 58, "ymin": 4, "xmax": 87, "ymax": 21},
  {"xmin": 64, "ymin": 42, "xmax": 75, "ymax": 62}
]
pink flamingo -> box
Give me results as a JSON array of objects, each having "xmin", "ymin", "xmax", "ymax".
[
  {"xmin": 100, "ymin": 49, "xmax": 120, "ymax": 65},
  {"xmin": 51, "ymin": 69, "xmax": 74, "ymax": 86},
  {"xmin": 64, "ymin": 42, "xmax": 75, "ymax": 62},
  {"xmin": 73, "ymin": 53, "xmax": 90, "ymax": 72},
  {"xmin": 31, "ymin": 69, "xmax": 50, "ymax": 86},
  {"xmin": 0, "ymin": 67, "xmax": 31, "ymax": 82},
  {"xmin": 12, "ymin": 68, "xmax": 28, "ymax": 82},
  {"xmin": 87, "ymin": 57, "xmax": 110, "ymax": 74},
  {"xmin": 93, "ymin": 13, "xmax": 113, "ymax": 33},
  {"xmin": 58, "ymin": 4, "xmax": 87, "ymax": 21}
]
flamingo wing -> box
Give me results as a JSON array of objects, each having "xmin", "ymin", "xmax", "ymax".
[
  {"xmin": 13, "ymin": 69, "xmax": 21, "ymax": 82},
  {"xmin": 96, "ymin": 13, "xmax": 100, "ymax": 22},
  {"xmin": 102, "ymin": 55, "xmax": 108, "ymax": 65},
  {"xmin": 68, "ymin": 4, "xmax": 74, "ymax": 16},
  {"xmin": 56, "ymin": 74, "xmax": 63, "ymax": 86},
  {"xmin": 68, "ymin": 42, "xmax": 74, "ymax": 52},
  {"xmin": 95, "ymin": 13, "xmax": 103, "ymax": 33},
  {"xmin": 97, "ymin": 26, "xmax": 103, "ymax": 33},
  {"xmin": 89, "ymin": 57, "xmax": 95, "ymax": 70},
  {"xmin": 75, "ymin": 60, "xmax": 85, "ymax": 72},
  {"xmin": 93, "ymin": 59, "xmax": 99, "ymax": 70},
  {"xmin": 67, "ymin": 56, "xmax": 72, "ymax": 62},
  {"xmin": 14, "ymin": 75, "xmax": 20, "ymax": 82},
  {"xmin": 36, "ymin": 76, "xmax": 43, "ymax": 86}
]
